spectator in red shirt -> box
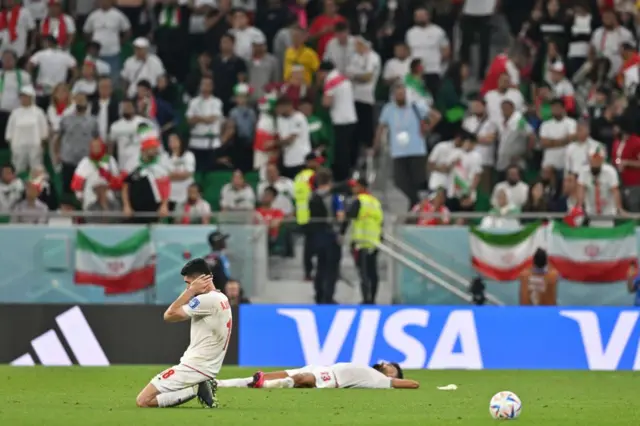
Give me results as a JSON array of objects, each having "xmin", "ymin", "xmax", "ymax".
[
  {"xmin": 409, "ymin": 188, "xmax": 451, "ymax": 226},
  {"xmin": 264, "ymin": 64, "xmax": 314, "ymax": 109},
  {"xmin": 309, "ymin": 0, "xmax": 346, "ymax": 58},
  {"xmin": 255, "ymin": 185, "xmax": 285, "ymax": 241},
  {"xmin": 613, "ymin": 122, "xmax": 640, "ymax": 212}
]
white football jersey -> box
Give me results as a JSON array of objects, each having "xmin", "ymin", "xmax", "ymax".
[
  {"xmin": 180, "ymin": 290, "xmax": 233, "ymax": 377},
  {"xmin": 331, "ymin": 363, "xmax": 392, "ymax": 389}
]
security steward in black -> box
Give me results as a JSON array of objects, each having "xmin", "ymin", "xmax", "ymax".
[{"xmin": 308, "ymin": 167, "xmax": 345, "ymax": 304}]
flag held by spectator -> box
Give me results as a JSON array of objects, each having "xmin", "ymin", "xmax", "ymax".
[
  {"xmin": 547, "ymin": 221, "xmax": 637, "ymax": 282},
  {"xmin": 469, "ymin": 222, "xmax": 546, "ymax": 280},
  {"xmin": 75, "ymin": 229, "xmax": 156, "ymax": 294}
]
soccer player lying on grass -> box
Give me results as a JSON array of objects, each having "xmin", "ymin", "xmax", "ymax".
[
  {"xmin": 136, "ymin": 258, "xmax": 233, "ymax": 408},
  {"xmin": 217, "ymin": 362, "xmax": 419, "ymax": 389}
]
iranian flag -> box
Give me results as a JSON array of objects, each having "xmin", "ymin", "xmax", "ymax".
[
  {"xmin": 470, "ymin": 222, "xmax": 546, "ymax": 280},
  {"xmin": 75, "ymin": 229, "xmax": 156, "ymax": 294},
  {"xmin": 547, "ymin": 221, "xmax": 637, "ymax": 282}
]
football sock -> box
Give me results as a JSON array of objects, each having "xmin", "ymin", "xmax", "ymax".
[
  {"xmin": 263, "ymin": 378, "xmax": 294, "ymax": 389},
  {"xmin": 157, "ymin": 387, "xmax": 197, "ymax": 408},
  {"xmin": 217, "ymin": 378, "xmax": 252, "ymax": 388}
]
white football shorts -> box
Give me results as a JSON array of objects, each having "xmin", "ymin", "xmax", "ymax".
[
  {"xmin": 150, "ymin": 364, "xmax": 213, "ymax": 393},
  {"xmin": 285, "ymin": 365, "xmax": 338, "ymax": 388}
]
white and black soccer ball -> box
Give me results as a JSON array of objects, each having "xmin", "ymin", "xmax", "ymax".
[{"xmin": 489, "ymin": 391, "xmax": 522, "ymax": 420}]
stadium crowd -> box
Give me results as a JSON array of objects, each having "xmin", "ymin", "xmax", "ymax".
[{"xmin": 0, "ymin": 0, "xmax": 639, "ymax": 234}]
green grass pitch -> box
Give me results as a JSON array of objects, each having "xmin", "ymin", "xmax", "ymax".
[{"xmin": 0, "ymin": 367, "xmax": 639, "ymax": 425}]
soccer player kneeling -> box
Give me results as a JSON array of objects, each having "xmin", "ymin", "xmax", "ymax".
[{"xmin": 136, "ymin": 258, "xmax": 233, "ymax": 408}]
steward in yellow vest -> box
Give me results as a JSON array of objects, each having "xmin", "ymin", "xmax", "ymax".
[
  {"xmin": 341, "ymin": 177, "xmax": 383, "ymax": 304},
  {"xmin": 293, "ymin": 152, "xmax": 323, "ymax": 279},
  {"xmin": 293, "ymin": 153, "xmax": 323, "ymax": 225}
]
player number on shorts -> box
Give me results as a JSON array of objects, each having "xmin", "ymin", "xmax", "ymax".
[
  {"xmin": 223, "ymin": 318, "xmax": 232, "ymax": 350},
  {"xmin": 320, "ymin": 372, "xmax": 331, "ymax": 382},
  {"xmin": 162, "ymin": 369, "xmax": 175, "ymax": 380}
]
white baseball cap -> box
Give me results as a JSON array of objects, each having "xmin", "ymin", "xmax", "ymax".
[{"xmin": 133, "ymin": 37, "xmax": 150, "ymax": 49}]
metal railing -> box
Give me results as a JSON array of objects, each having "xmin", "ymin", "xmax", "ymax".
[
  {"xmin": 382, "ymin": 232, "xmax": 505, "ymax": 306},
  {"xmin": 374, "ymin": 240, "xmax": 475, "ymax": 304},
  {"xmin": 1, "ymin": 210, "xmax": 637, "ymax": 221}
]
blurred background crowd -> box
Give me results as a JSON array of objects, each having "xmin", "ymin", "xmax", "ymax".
[{"xmin": 1, "ymin": 0, "xmax": 640, "ymax": 236}]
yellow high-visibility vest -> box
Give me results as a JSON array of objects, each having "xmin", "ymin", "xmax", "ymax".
[
  {"xmin": 293, "ymin": 169, "xmax": 315, "ymax": 225},
  {"xmin": 351, "ymin": 193, "xmax": 383, "ymax": 249}
]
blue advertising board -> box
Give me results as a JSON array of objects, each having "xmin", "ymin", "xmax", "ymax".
[{"xmin": 239, "ymin": 305, "xmax": 640, "ymax": 370}]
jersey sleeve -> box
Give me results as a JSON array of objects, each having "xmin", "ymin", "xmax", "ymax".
[
  {"xmin": 366, "ymin": 371, "xmax": 393, "ymax": 389},
  {"xmin": 182, "ymin": 293, "xmax": 218, "ymax": 317}
]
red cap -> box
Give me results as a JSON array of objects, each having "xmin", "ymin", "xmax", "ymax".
[{"xmin": 141, "ymin": 138, "xmax": 160, "ymax": 150}]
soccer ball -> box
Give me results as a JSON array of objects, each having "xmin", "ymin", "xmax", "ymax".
[{"xmin": 489, "ymin": 391, "xmax": 522, "ymax": 420}]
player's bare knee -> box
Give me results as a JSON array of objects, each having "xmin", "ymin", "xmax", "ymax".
[{"xmin": 136, "ymin": 392, "xmax": 152, "ymax": 408}]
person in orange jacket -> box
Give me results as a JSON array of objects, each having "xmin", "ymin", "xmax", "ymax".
[{"xmin": 519, "ymin": 248, "xmax": 558, "ymax": 306}]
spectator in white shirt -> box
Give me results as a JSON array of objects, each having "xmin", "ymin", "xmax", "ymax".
[
  {"xmin": 577, "ymin": 146, "xmax": 624, "ymax": 227},
  {"xmin": 84, "ymin": 0, "xmax": 131, "ymax": 83},
  {"xmin": 565, "ymin": 121, "xmax": 605, "ymax": 175},
  {"xmin": 27, "ymin": 35, "xmax": 77, "ymax": 103},
  {"xmin": 220, "ymin": 169, "xmax": 256, "ymax": 211},
  {"xmin": 405, "ymin": 7, "xmax": 450, "ymax": 96},
  {"xmin": 275, "ymin": 96, "xmax": 311, "ymax": 179},
  {"xmin": 23, "ymin": 0, "xmax": 47, "ymax": 23},
  {"xmin": 257, "ymin": 163, "xmax": 294, "ymax": 216},
  {"xmin": 540, "ymin": 98, "xmax": 577, "ymax": 181},
  {"xmin": 323, "ymin": 21, "xmax": 355, "ymax": 75},
  {"xmin": 0, "ymin": 50, "xmax": 32, "ymax": 149},
  {"xmin": 85, "ymin": 41, "xmax": 111, "ymax": 77},
  {"xmin": 495, "ymin": 100, "xmax": 535, "ymax": 174},
  {"xmin": 491, "ymin": 165, "xmax": 529, "ymax": 209},
  {"xmin": 0, "ymin": 0, "xmax": 35, "ymax": 58},
  {"xmin": 230, "ymin": 8, "xmax": 265, "ymax": 62},
  {"xmin": 0, "ymin": 163, "xmax": 24, "ymax": 212},
  {"xmin": 428, "ymin": 136, "xmax": 458, "ymax": 192},
  {"xmin": 446, "ymin": 133, "xmax": 482, "ymax": 221},
  {"xmin": 5, "ymin": 85, "xmax": 48, "ymax": 174},
  {"xmin": 40, "ymin": 0, "xmax": 76, "ymax": 50},
  {"xmin": 186, "ymin": 75, "xmax": 224, "ymax": 172},
  {"xmin": 484, "ymin": 72, "xmax": 525, "ymax": 124},
  {"xmin": 166, "ymin": 133, "xmax": 196, "ymax": 212},
  {"xmin": 46, "ymin": 83, "xmax": 73, "ymax": 134},
  {"xmin": 109, "ymin": 98, "xmax": 150, "ymax": 173},
  {"xmin": 317, "ymin": 61, "xmax": 357, "ymax": 182},
  {"xmin": 480, "ymin": 188, "xmax": 520, "ymax": 229},
  {"xmin": 72, "ymin": 60, "xmax": 98, "ymax": 97},
  {"xmin": 121, "ymin": 37, "xmax": 166, "ymax": 98},
  {"xmin": 548, "ymin": 62, "xmax": 577, "ymax": 115},
  {"xmin": 463, "ymin": 97, "xmax": 497, "ymax": 191},
  {"xmin": 346, "ymin": 36, "xmax": 380, "ymax": 169},
  {"xmin": 589, "ymin": 8, "xmax": 634, "ymax": 78},
  {"xmin": 177, "ymin": 183, "xmax": 212, "ymax": 225},
  {"xmin": 382, "ymin": 41, "xmax": 411, "ymax": 91}
]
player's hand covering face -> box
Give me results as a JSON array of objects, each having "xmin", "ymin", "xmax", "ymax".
[{"xmin": 187, "ymin": 274, "xmax": 213, "ymax": 294}]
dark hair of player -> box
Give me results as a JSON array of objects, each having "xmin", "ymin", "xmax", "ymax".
[
  {"xmin": 180, "ymin": 258, "xmax": 212, "ymax": 277},
  {"xmin": 390, "ymin": 362, "xmax": 404, "ymax": 379},
  {"xmin": 372, "ymin": 362, "xmax": 404, "ymax": 379},
  {"xmin": 533, "ymin": 248, "xmax": 548, "ymax": 269}
]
